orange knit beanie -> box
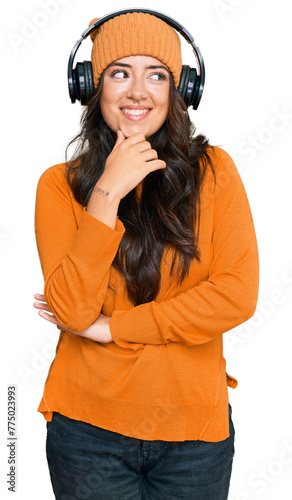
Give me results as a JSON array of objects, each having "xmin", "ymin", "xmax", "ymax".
[{"xmin": 88, "ymin": 12, "xmax": 182, "ymax": 88}]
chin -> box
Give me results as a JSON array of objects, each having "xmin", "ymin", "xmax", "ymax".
[{"xmin": 122, "ymin": 124, "xmax": 156, "ymax": 139}]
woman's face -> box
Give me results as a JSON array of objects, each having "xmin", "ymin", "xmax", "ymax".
[{"xmin": 99, "ymin": 55, "xmax": 170, "ymax": 139}]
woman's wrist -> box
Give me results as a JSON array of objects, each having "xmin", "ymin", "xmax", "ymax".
[
  {"xmin": 94, "ymin": 176, "xmax": 122, "ymax": 203},
  {"xmin": 93, "ymin": 185, "xmax": 109, "ymax": 197},
  {"xmin": 86, "ymin": 181, "xmax": 121, "ymax": 229}
]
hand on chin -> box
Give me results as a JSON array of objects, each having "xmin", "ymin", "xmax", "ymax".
[{"xmin": 119, "ymin": 124, "xmax": 148, "ymax": 139}]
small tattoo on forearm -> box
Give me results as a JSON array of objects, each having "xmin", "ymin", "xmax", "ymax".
[{"xmin": 93, "ymin": 185, "xmax": 109, "ymax": 197}]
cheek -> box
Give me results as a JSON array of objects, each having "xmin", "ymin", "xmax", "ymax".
[
  {"xmin": 99, "ymin": 87, "xmax": 120, "ymax": 131},
  {"xmin": 157, "ymin": 93, "xmax": 169, "ymax": 122},
  {"xmin": 155, "ymin": 86, "xmax": 169, "ymax": 114}
]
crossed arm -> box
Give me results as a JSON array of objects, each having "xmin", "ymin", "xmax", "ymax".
[
  {"xmin": 33, "ymin": 292, "xmax": 113, "ymax": 343},
  {"xmin": 33, "ymin": 148, "xmax": 259, "ymax": 348}
]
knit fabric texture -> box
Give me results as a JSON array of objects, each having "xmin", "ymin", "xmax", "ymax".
[
  {"xmin": 35, "ymin": 147, "xmax": 259, "ymax": 442},
  {"xmin": 88, "ymin": 12, "xmax": 182, "ymax": 87}
]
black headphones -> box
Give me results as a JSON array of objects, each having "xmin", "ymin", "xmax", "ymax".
[{"xmin": 68, "ymin": 8, "xmax": 205, "ymax": 110}]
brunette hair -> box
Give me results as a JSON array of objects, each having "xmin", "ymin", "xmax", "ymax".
[{"xmin": 65, "ymin": 72, "xmax": 215, "ymax": 306}]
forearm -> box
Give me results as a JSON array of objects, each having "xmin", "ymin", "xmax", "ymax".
[
  {"xmin": 85, "ymin": 180, "xmax": 121, "ymax": 230},
  {"xmin": 85, "ymin": 131, "xmax": 166, "ymax": 229},
  {"xmin": 35, "ymin": 166, "xmax": 125, "ymax": 332},
  {"xmin": 109, "ymin": 148, "xmax": 260, "ymax": 349},
  {"xmin": 110, "ymin": 264, "xmax": 259, "ymax": 349}
]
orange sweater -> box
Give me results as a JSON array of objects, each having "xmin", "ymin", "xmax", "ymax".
[{"xmin": 34, "ymin": 146, "xmax": 259, "ymax": 442}]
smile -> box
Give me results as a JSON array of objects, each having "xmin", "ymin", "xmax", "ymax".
[
  {"xmin": 120, "ymin": 107, "xmax": 151, "ymax": 121},
  {"xmin": 121, "ymin": 108, "xmax": 150, "ymax": 115}
]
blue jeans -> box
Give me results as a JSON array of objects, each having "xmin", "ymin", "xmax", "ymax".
[{"xmin": 46, "ymin": 403, "xmax": 235, "ymax": 499}]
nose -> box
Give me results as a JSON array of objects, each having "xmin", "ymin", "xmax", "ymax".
[{"xmin": 127, "ymin": 75, "xmax": 147, "ymax": 103}]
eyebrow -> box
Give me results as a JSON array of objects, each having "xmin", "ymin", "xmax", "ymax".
[{"xmin": 108, "ymin": 62, "xmax": 169, "ymax": 71}]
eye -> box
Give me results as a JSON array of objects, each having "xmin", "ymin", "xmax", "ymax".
[
  {"xmin": 149, "ymin": 72, "xmax": 167, "ymax": 81},
  {"xmin": 111, "ymin": 70, "xmax": 129, "ymax": 79}
]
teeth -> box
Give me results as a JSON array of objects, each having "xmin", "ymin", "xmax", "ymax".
[{"xmin": 122, "ymin": 108, "xmax": 149, "ymax": 116}]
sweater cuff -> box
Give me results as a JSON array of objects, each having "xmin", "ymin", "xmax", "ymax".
[
  {"xmin": 110, "ymin": 309, "xmax": 144, "ymax": 351},
  {"xmin": 68, "ymin": 207, "xmax": 125, "ymax": 274}
]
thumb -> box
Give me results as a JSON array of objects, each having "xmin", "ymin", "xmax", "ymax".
[{"xmin": 113, "ymin": 130, "xmax": 126, "ymax": 151}]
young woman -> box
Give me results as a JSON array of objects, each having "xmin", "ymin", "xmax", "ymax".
[{"xmin": 33, "ymin": 11, "xmax": 259, "ymax": 500}]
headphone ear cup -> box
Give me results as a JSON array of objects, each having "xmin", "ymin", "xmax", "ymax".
[
  {"xmin": 188, "ymin": 68, "xmax": 201, "ymax": 110},
  {"xmin": 75, "ymin": 61, "xmax": 94, "ymax": 105},
  {"xmin": 83, "ymin": 61, "xmax": 95, "ymax": 104},
  {"xmin": 70, "ymin": 66, "xmax": 78, "ymax": 103},
  {"xmin": 177, "ymin": 65, "xmax": 202, "ymax": 109},
  {"xmin": 177, "ymin": 65, "xmax": 190, "ymax": 107}
]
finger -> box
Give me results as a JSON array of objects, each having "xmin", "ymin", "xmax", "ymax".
[
  {"xmin": 112, "ymin": 130, "xmax": 126, "ymax": 151},
  {"xmin": 135, "ymin": 140, "xmax": 152, "ymax": 153},
  {"xmin": 38, "ymin": 310, "xmax": 69, "ymax": 331},
  {"xmin": 141, "ymin": 148, "xmax": 158, "ymax": 162},
  {"xmin": 38, "ymin": 310, "xmax": 59, "ymax": 325},
  {"xmin": 34, "ymin": 293, "xmax": 45, "ymax": 301},
  {"xmin": 125, "ymin": 133, "xmax": 146, "ymax": 145},
  {"xmin": 33, "ymin": 301, "xmax": 51, "ymax": 312},
  {"xmin": 145, "ymin": 159, "xmax": 167, "ymax": 172}
]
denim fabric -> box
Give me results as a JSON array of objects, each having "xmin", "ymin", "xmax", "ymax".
[{"xmin": 46, "ymin": 403, "xmax": 235, "ymax": 500}]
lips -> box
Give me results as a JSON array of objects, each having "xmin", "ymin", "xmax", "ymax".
[
  {"xmin": 120, "ymin": 105, "xmax": 151, "ymax": 121},
  {"xmin": 122, "ymin": 108, "xmax": 150, "ymax": 116}
]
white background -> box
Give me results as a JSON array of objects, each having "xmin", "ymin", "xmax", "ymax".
[{"xmin": 1, "ymin": 0, "xmax": 292, "ymax": 499}]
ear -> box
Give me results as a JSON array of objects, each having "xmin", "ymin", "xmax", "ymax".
[{"xmin": 88, "ymin": 18, "xmax": 100, "ymax": 43}]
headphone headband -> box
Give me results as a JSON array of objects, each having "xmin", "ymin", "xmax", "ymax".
[{"xmin": 68, "ymin": 9, "xmax": 205, "ymax": 109}]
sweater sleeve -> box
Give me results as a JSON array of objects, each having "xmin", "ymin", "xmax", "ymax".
[
  {"xmin": 34, "ymin": 164, "xmax": 125, "ymax": 332},
  {"xmin": 109, "ymin": 149, "xmax": 259, "ymax": 349}
]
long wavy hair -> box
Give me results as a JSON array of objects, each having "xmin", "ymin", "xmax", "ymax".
[{"xmin": 65, "ymin": 71, "xmax": 215, "ymax": 306}]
